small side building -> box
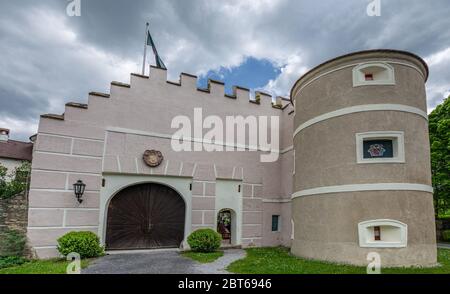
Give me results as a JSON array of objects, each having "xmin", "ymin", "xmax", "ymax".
[{"xmin": 0, "ymin": 128, "xmax": 33, "ymax": 174}]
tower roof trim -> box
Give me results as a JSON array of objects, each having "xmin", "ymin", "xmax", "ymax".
[{"xmin": 290, "ymin": 49, "xmax": 429, "ymax": 103}]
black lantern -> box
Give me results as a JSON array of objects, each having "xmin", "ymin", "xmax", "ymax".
[{"xmin": 73, "ymin": 180, "xmax": 86, "ymax": 203}]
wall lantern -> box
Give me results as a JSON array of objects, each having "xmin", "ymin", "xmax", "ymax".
[{"xmin": 73, "ymin": 180, "xmax": 86, "ymax": 203}]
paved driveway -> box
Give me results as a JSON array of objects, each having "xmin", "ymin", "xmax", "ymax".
[
  {"xmin": 82, "ymin": 249, "xmax": 245, "ymax": 274},
  {"xmin": 438, "ymin": 243, "xmax": 450, "ymax": 250}
]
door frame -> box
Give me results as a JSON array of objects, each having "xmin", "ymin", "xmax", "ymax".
[
  {"xmin": 214, "ymin": 180, "xmax": 243, "ymax": 246},
  {"xmin": 217, "ymin": 208, "xmax": 237, "ymax": 245},
  {"xmin": 99, "ymin": 174, "xmax": 192, "ymax": 249}
]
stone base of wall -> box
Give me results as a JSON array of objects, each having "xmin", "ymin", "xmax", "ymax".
[
  {"xmin": 0, "ymin": 192, "xmax": 30, "ymax": 256},
  {"xmin": 0, "ymin": 192, "xmax": 28, "ymax": 233}
]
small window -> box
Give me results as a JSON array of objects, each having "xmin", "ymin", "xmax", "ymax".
[
  {"xmin": 365, "ymin": 73, "xmax": 374, "ymax": 81},
  {"xmin": 373, "ymin": 226, "xmax": 381, "ymax": 241},
  {"xmin": 358, "ymin": 220, "xmax": 408, "ymax": 248},
  {"xmin": 272, "ymin": 215, "xmax": 280, "ymax": 232},
  {"xmin": 356, "ymin": 131, "xmax": 405, "ymax": 164},
  {"xmin": 353, "ymin": 62, "xmax": 395, "ymax": 87}
]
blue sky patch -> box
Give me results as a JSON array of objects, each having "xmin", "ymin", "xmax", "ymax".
[{"xmin": 198, "ymin": 57, "xmax": 281, "ymax": 95}]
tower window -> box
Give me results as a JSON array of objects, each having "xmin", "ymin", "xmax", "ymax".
[
  {"xmin": 353, "ymin": 62, "xmax": 395, "ymax": 87},
  {"xmin": 374, "ymin": 226, "xmax": 381, "ymax": 241},
  {"xmin": 365, "ymin": 73, "xmax": 374, "ymax": 81},
  {"xmin": 358, "ymin": 219, "xmax": 408, "ymax": 248},
  {"xmin": 356, "ymin": 131, "xmax": 405, "ymax": 164}
]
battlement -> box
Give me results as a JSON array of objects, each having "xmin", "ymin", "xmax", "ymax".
[
  {"xmin": 41, "ymin": 66, "xmax": 293, "ymax": 123},
  {"xmin": 129, "ymin": 66, "xmax": 290, "ymax": 110}
]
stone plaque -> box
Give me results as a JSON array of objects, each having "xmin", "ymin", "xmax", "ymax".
[{"xmin": 143, "ymin": 150, "xmax": 164, "ymax": 167}]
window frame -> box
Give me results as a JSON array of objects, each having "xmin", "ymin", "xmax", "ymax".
[
  {"xmin": 352, "ymin": 62, "xmax": 396, "ymax": 87},
  {"xmin": 358, "ymin": 219, "xmax": 408, "ymax": 248},
  {"xmin": 271, "ymin": 215, "xmax": 281, "ymax": 232},
  {"xmin": 356, "ymin": 131, "xmax": 405, "ymax": 164}
]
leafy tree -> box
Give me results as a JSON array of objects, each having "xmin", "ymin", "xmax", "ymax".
[
  {"xmin": 0, "ymin": 161, "xmax": 31, "ymax": 199},
  {"xmin": 429, "ymin": 96, "xmax": 450, "ymax": 218}
]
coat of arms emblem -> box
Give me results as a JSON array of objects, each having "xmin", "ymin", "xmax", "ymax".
[
  {"xmin": 367, "ymin": 144, "xmax": 386, "ymax": 157},
  {"xmin": 143, "ymin": 150, "xmax": 164, "ymax": 167}
]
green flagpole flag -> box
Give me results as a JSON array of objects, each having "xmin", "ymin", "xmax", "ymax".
[{"xmin": 147, "ymin": 30, "xmax": 167, "ymax": 70}]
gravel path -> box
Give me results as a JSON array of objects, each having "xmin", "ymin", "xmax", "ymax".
[
  {"xmin": 438, "ymin": 243, "xmax": 450, "ymax": 250},
  {"xmin": 82, "ymin": 249, "xmax": 246, "ymax": 274},
  {"xmin": 194, "ymin": 249, "xmax": 246, "ymax": 274}
]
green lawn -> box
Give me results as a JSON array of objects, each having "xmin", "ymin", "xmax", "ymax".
[
  {"xmin": 181, "ymin": 251, "xmax": 224, "ymax": 263},
  {"xmin": 227, "ymin": 247, "xmax": 450, "ymax": 274},
  {"xmin": 0, "ymin": 258, "xmax": 91, "ymax": 274}
]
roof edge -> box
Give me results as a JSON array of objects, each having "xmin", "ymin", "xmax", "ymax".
[{"xmin": 290, "ymin": 49, "xmax": 429, "ymax": 103}]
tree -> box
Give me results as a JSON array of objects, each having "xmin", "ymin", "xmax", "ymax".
[
  {"xmin": 0, "ymin": 161, "xmax": 31, "ymax": 199},
  {"xmin": 429, "ymin": 96, "xmax": 450, "ymax": 218}
]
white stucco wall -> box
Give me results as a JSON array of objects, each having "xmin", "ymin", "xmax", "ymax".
[{"xmin": 27, "ymin": 66, "xmax": 295, "ymax": 258}]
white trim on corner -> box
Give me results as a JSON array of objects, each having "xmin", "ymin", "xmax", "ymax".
[
  {"xmin": 101, "ymin": 131, "xmax": 109, "ymax": 172},
  {"xmin": 262, "ymin": 199, "xmax": 291, "ymax": 203},
  {"xmin": 356, "ymin": 131, "xmax": 405, "ymax": 164},
  {"xmin": 293, "ymin": 149, "xmax": 296, "ymax": 175},
  {"xmin": 292, "ymin": 183, "xmax": 433, "ymax": 199},
  {"xmin": 293, "ymin": 104, "xmax": 428, "ymax": 137},
  {"xmin": 280, "ymin": 146, "xmax": 294, "ymax": 154}
]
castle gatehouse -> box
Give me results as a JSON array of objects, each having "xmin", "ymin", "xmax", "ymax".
[{"xmin": 27, "ymin": 49, "xmax": 437, "ymax": 267}]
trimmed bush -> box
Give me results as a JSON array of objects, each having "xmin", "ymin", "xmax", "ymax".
[
  {"xmin": 57, "ymin": 231, "xmax": 104, "ymax": 258},
  {"xmin": 0, "ymin": 229, "xmax": 26, "ymax": 257},
  {"xmin": 187, "ymin": 229, "xmax": 222, "ymax": 252},
  {"xmin": 443, "ymin": 230, "xmax": 450, "ymax": 242}
]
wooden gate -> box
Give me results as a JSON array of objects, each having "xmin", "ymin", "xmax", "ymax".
[{"xmin": 106, "ymin": 183, "xmax": 185, "ymax": 250}]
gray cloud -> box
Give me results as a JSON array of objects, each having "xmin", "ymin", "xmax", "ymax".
[{"xmin": 0, "ymin": 0, "xmax": 449, "ymax": 141}]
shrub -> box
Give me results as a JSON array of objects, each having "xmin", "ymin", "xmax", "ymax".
[
  {"xmin": 443, "ymin": 230, "xmax": 450, "ymax": 242},
  {"xmin": 187, "ymin": 229, "xmax": 222, "ymax": 252},
  {"xmin": 0, "ymin": 162, "xmax": 30, "ymax": 199},
  {"xmin": 0, "ymin": 256, "xmax": 27, "ymax": 269},
  {"xmin": 57, "ymin": 231, "xmax": 104, "ymax": 258},
  {"xmin": 0, "ymin": 229, "xmax": 26, "ymax": 257}
]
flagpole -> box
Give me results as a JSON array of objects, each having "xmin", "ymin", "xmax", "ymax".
[{"xmin": 142, "ymin": 22, "xmax": 149, "ymax": 75}]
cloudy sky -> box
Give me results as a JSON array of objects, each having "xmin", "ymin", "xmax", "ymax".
[{"xmin": 1, "ymin": 0, "xmax": 449, "ymax": 141}]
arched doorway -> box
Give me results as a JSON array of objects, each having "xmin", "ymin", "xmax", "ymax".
[
  {"xmin": 217, "ymin": 209, "xmax": 236, "ymax": 245},
  {"xmin": 105, "ymin": 183, "xmax": 186, "ymax": 250}
]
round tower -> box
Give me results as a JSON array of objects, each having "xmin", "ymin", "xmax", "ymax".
[{"xmin": 290, "ymin": 50, "xmax": 437, "ymax": 267}]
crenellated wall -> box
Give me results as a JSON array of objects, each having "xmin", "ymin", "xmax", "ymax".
[{"xmin": 27, "ymin": 66, "xmax": 294, "ymax": 258}]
